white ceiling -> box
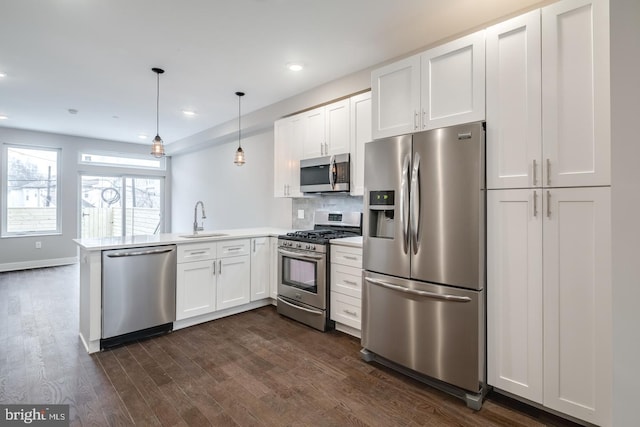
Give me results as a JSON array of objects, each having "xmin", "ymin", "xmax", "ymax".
[{"xmin": 0, "ymin": 0, "xmax": 544, "ymax": 146}]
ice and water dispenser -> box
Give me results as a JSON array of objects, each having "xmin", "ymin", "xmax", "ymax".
[{"xmin": 367, "ymin": 190, "xmax": 396, "ymax": 239}]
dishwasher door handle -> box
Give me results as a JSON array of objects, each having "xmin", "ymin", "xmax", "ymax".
[{"xmin": 106, "ymin": 247, "xmax": 175, "ymax": 258}]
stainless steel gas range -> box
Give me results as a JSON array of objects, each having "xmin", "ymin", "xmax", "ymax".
[{"xmin": 277, "ymin": 211, "xmax": 362, "ymax": 331}]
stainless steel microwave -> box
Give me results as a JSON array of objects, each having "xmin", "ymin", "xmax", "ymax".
[{"xmin": 300, "ymin": 153, "xmax": 350, "ymax": 193}]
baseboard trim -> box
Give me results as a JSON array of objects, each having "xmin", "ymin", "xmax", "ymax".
[{"xmin": 0, "ymin": 257, "xmax": 78, "ymax": 272}]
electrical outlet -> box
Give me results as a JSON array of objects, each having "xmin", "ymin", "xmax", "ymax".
[
  {"xmin": 35, "ymin": 241, "xmax": 42, "ymax": 249},
  {"xmin": 297, "ymin": 209, "xmax": 305, "ymax": 219}
]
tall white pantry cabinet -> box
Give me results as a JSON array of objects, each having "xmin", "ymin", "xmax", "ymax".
[{"xmin": 486, "ymin": 0, "xmax": 611, "ymax": 426}]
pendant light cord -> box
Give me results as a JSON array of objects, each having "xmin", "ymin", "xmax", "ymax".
[
  {"xmin": 237, "ymin": 93, "xmax": 242, "ymax": 149},
  {"xmin": 156, "ymin": 72, "xmax": 160, "ymax": 136}
]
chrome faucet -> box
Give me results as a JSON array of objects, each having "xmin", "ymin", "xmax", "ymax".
[{"xmin": 193, "ymin": 201, "xmax": 206, "ymax": 234}]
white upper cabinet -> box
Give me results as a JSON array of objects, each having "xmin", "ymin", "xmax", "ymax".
[
  {"xmin": 371, "ymin": 30, "xmax": 485, "ymax": 139},
  {"xmin": 302, "ymin": 106, "xmax": 325, "ymax": 158},
  {"xmin": 420, "ymin": 30, "xmax": 486, "ymax": 130},
  {"xmin": 274, "ymin": 115, "xmax": 302, "ymax": 198},
  {"xmin": 349, "ymin": 91, "xmax": 372, "ymax": 196},
  {"xmin": 542, "ymin": 0, "xmax": 610, "ymax": 187},
  {"xmin": 486, "ymin": 11, "xmax": 542, "ymax": 189},
  {"xmin": 325, "ymin": 99, "xmax": 351, "ymax": 155},
  {"xmin": 371, "ymin": 55, "xmax": 421, "ymax": 139},
  {"xmin": 301, "ymin": 100, "xmax": 350, "ymax": 159}
]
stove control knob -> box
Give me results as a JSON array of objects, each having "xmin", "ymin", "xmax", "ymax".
[
  {"xmin": 305, "ymin": 244, "xmax": 310, "ymax": 250},
  {"xmin": 296, "ymin": 243, "xmax": 302, "ymax": 248},
  {"xmin": 311, "ymin": 245, "xmax": 316, "ymax": 250}
]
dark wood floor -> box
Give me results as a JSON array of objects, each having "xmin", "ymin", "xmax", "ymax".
[{"xmin": 0, "ymin": 265, "xmax": 581, "ymax": 426}]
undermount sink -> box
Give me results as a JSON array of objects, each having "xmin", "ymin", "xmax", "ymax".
[{"xmin": 179, "ymin": 233, "xmax": 228, "ymax": 239}]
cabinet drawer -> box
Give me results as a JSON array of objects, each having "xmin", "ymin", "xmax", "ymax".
[
  {"xmin": 330, "ymin": 245, "xmax": 362, "ymax": 268},
  {"xmin": 330, "ymin": 292, "xmax": 361, "ymax": 330},
  {"xmin": 178, "ymin": 242, "xmax": 216, "ymax": 263},
  {"xmin": 217, "ymin": 239, "xmax": 250, "ymax": 258},
  {"xmin": 331, "ymin": 263, "xmax": 362, "ymax": 299}
]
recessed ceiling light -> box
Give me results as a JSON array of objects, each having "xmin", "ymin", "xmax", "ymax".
[
  {"xmin": 0, "ymin": 72, "xmax": 6, "ymax": 78},
  {"xmin": 138, "ymin": 134, "xmax": 148, "ymax": 140},
  {"xmin": 287, "ymin": 63, "xmax": 304, "ymax": 72},
  {"xmin": 0, "ymin": 115, "xmax": 8, "ymax": 120},
  {"xmin": 68, "ymin": 108, "xmax": 78, "ymax": 115},
  {"xmin": 182, "ymin": 110, "xmax": 197, "ymax": 116}
]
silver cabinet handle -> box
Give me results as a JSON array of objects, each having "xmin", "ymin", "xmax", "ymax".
[
  {"xmin": 410, "ymin": 152, "xmax": 421, "ymax": 255},
  {"xmin": 106, "ymin": 247, "xmax": 174, "ymax": 258},
  {"xmin": 400, "ymin": 153, "xmax": 411, "ymax": 255},
  {"xmin": 342, "ymin": 279, "xmax": 359, "ymax": 286},
  {"xmin": 532, "ymin": 159, "xmax": 538, "ymax": 186},
  {"xmin": 343, "ymin": 309, "xmax": 357, "ymax": 317},
  {"xmin": 546, "ymin": 190, "xmax": 551, "ymax": 218},
  {"xmin": 546, "ymin": 158, "xmax": 551, "ymax": 186},
  {"xmin": 533, "ymin": 190, "xmax": 538, "ymax": 217},
  {"xmin": 278, "ymin": 249, "xmax": 324, "ymax": 261},
  {"xmin": 414, "ymin": 111, "xmax": 419, "ymax": 130},
  {"xmin": 365, "ymin": 277, "xmax": 472, "ymax": 302},
  {"xmin": 213, "ymin": 260, "xmax": 216, "ymax": 275},
  {"xmin": 343, "ymin": 255, "xmax": 358, "ymax": 261},
  {"xmin": 188, "ymin": 250, "xmax": 207, "ymax": 256},
  {"xmin": 422, "ymin": 109, "xmax": 426, "ymax": 129},
  {"xmin": 219, "ymin": 259, "xmax": 222, "ymax": 275},
  {"xmin": 277, "ymin": 297, "xmax": 324, "ymax": 315},
  {"xmin": 253, "ymin": 240, "xmax": 256, "ymax": 252},
  {"xmin": 320, "ymin": 143, "xmax": 324, "ymax": 156}
]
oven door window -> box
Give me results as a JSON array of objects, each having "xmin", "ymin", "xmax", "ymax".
[{"xmin": 282, "ymin": 255, "xmax": 317, "ymax": 294}]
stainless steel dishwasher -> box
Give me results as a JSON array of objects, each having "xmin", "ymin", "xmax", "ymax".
[{"xmin": 101, "ymin": 245, "xmax": 176, "ymax": 349}]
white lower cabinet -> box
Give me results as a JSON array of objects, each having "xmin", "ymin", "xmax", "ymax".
[
  {"xmin": 488, "ymin": 187, "xmax": 611, "ymax": 425},
  {"xmin": 250, "ymin": 237, "xmax": 270, "ymax": 302},
  {"xmin": 216, "ymin": 240, "xmax": 251, "ymax": 311},
  {"xmin": 176, "ymin": 239, "xmax": 251, "ymax": 320},
  {"xmin": 176, "ymin": 242, "xmax": 217, "ymax": 320},
  {"xmin": 269, "ymin": 237, "xmax": 278, "ymax": 300},
  {"xmin": 330, "ymin": 243, "xmax": 363, "ymax": 337}
]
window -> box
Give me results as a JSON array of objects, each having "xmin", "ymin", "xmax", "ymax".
[
  {"xmin": 79, "ymin": 151, "xmax": 165, "ymax": 170},
  {"xmin": 2, "ymin": 145, "xmax": 60, "ymax": 236}
]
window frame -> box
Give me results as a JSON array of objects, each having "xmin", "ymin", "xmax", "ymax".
[
  {"xmin": 2, "ymin": 143, "xmax": 62, "ymax": 237},
  {"xmin": 78, "ymin": 150, "xmax": 166, "ymax": 170}
]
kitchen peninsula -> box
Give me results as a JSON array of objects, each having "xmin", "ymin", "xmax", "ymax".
[{"xmin": 74, "ymin": 228, "xmax": 289, "ymax": 353}]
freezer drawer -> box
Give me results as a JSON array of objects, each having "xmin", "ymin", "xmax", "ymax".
[
  {"xmin": 362, "ymin": 270, "xmax": 485, "ymax": 393},
  {"xmin": 102, "ymin": 245, "xmax": 176, "ymax": 340}
]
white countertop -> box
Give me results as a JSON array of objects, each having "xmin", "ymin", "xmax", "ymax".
[
  {"xmin": 74, "ymin": 227, "xmax": 291, "ymax": 251},
  {"xmin": 330, "ymin": 236, "xmax": 363, "ymax": 248}
]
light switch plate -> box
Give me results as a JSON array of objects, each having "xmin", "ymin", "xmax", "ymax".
[{"xmin": 297, "ymin": 209, "xmax": 304, "ymax": 219}]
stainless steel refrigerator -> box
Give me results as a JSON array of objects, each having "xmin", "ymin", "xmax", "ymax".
[{"xmin": 361, "ymin": 121, "xmax": 486, "ymax": 409}]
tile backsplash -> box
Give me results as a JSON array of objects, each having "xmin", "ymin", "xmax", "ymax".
[{"xmin": 292, "ymin": 194, "xmax": 364, "ymax": 229}]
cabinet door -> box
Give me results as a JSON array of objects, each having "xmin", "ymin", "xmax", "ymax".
[
  {"xmin": 542, "ymin": 0, "xmax": 610, "ymax": 187},
  {"xmin": 420, "ymin": 30, "xmax": 485, "ymax": 130},
  {"xmin": 176, "ymin": 260, "xmax": 216, "ymax": 320},
  {"xmin": 274, "ymin": 116, "xmax": 303, "ymax": 197},
  {"xmin": 487, "ymin": 189, "xmax": 543, "ymax": 403},
  {"xmin": 216, "ymin": 255, "xmax": 251, "ymax": 310},
  {"xmin": 269, "ymin": 237, "xmax": 278, "ymax": 299},
  {"xmin": 486, "ymin": 11, "xmax": 542, "ymax": 189},
  {"xmin": 543, "ymin": 187, "xmax": 611, "ymax": 425},
  {"xmin": 350, "ymin": 92, "xmax": 372, "ymax": 196},
  {"xmin": 274, "ymin": 118, "xmax": 291, "ymax": 198},
  {"xmin": 250, "ymin": 237, "xmax": 270, "ymax": 301},
  {"xmin": 371, "ymin": 54, "xmax": 421, "ymax": 139},
  {"xmin": 325, "ymin": 99, "xmax": 350, "ymax": 155},
  {"xmin": 303, "ymin": 106, "xmax": 325, "ymax": 158}
]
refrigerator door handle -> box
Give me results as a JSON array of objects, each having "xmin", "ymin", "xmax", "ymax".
[
  {"xmin": 365, "ymin": 277, "xmax": 472, "ymax": 302},
  {"xmin": 400, "ymin": 154, "xmax": 411, "ymax": 254},
  {"xmin": 410, "ymin": 152, "xmax": 421, "ymax": 254}
]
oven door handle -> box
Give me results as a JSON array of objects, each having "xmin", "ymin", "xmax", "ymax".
[
  {"xmin": 364, "ymin": 277, "xmax": 471, "ymax": 302},
  {"xmin": 277, "ymin": 297, "xmax": 324, "ymax": 315},
  {"xmin": 278, "ymin": 249, "xmax": 324, "ymax": 261}
]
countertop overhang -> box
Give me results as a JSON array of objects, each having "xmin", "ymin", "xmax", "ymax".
[{"xmin": 74, "ymin": 227, "xmax": 291, "ymax": 251}]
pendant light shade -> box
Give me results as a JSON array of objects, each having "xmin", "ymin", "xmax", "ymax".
[
  {"xmin": 150, "ymin": 67, "xmax": 166, "ymax": 158},
  {"xmin": 234, "ymin": 91, "xmax": 245, "ymax": 166}
]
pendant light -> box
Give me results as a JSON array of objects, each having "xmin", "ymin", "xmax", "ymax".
[
  {"xmin": 233, "ymin": 91, "xmax": 246, "ymax": 166},
  {"xmin": 150, "ymin": 67, "xmax": 166, "ymax": 158}
]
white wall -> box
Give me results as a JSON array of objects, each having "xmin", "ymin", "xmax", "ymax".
[
  {"xmin": 171, "ymin": 128, "xmax": 291, "ymax": 232},
  {"xmin": 610, "ymin": 0, "xmax": 640, "ymax": 424},
  {"xmin": 0, "ymin": 126, "xmax": 170, "ymax": 271}
]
